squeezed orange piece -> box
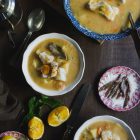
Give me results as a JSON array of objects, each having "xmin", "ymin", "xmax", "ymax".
[
  {"xmin": 28, "ymin": 117, "xmax": 44, "ymax": 140},
  {"xmin": 48, "ymin": 106, "xmax": 70, "ymax": 127}
]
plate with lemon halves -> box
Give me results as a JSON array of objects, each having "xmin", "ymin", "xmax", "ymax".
[
  {"xmin": 22, "ymin": 33, "xmax": 85, "ymax": 96},
  {"xmin": 64, "ymin": 0, "xmax": 140, "ymax": 40}
]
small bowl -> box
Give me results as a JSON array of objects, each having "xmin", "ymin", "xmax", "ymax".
[
  {"xmin": 0, "ymin": 131, "xmax": 28, "ymax": 139},
  {"xmin": 64, "ymin": 0, "xmax": 140, "ymax": 40},
  {"xmin": 22, "ymin": 33, "xmax": 85, "ymax": 96},
  {"xmin": 74, "ymin": 115, "xmax": 136, "ymax": 140}
]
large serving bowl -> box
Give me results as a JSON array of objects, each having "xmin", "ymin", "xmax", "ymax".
[
  {"xmin": 22, "ymin": 33, "xmax": 85, "ymax": 96},
  {"xmin": 74, "ymin": 115, "xmax": 136, "ymax": 140},
  {"xmin": 64, "ymin": 0, "xmax": 140, "ymax": 40}
]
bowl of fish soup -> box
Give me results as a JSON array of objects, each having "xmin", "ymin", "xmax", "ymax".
[
  {"xmin": 74, "ymin": 115, "xmax": 136, "ymax": 140},
  {"xmin": 64, "ymin": 0, "xmax": 140, "ymax": 40},
  {"xmin": 22, "ymin": 33, "xmax": 85, "ymax": 96}
]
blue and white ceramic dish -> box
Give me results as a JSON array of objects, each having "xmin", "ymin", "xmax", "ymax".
[{"xmin": 64, "ymin": 0, "xmax": 140, "ymax": 40}]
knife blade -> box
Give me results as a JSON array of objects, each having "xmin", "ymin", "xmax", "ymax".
[
  {"xmin": 128, "ymin": 13, "xmax": 140, "ymax": 60},
  {"xmin": 62, "ymin": 83, "xmax": 92, "ymax": 140}
]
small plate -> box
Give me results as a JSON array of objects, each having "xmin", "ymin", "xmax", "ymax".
[
  {"xmin": 0, "ymin": 131, "xmax": 28, "ymax": 139},
  {"xmin": 98, "ymin": 66, "xmax": 140, "ymax": 111}
]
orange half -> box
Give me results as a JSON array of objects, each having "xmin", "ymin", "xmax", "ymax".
[
  {"xmin": 48, "ymin": 106, "xmax": 70, "ymax": 127},
  {"xmin": 28, "ymin": 116, "xmax": 44, "ymax": 140}
]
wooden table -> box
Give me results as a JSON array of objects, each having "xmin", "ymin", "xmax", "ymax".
[{"xmin": 0, "ymin": 0, "xmax": 140, "ymax": 139}]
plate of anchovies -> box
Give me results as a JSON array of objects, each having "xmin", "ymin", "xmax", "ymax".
[{"xmin": 98, "ymin": 66, "xmax": 140, "ymax": 111}]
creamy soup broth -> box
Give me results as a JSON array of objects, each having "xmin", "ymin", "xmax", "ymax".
[
  {"xmin": 70, "ymin": 0, "xmax": 140, "ymax": 34},
  {"xmin": 28, "ymin": 38, "xmax": 80, "ymax": 90},
  {"xmin": 80, "ymin": 121, "xmax": 129, "ymax": 140}
]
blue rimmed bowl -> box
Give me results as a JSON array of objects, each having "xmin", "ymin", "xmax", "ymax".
[{"xmin": 64, "ymin": 0, "xmax": 140, "ymax": 40}]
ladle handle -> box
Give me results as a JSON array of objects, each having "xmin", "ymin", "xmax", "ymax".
[
  {"xmin": 131, "ymin": 29, "xmax": 140, "ymax": 60},
  {"xmin": 10, "ymin": 31, "xmax": 32, "ymax": 68}
]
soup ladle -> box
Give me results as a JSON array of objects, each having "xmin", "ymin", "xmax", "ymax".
[{"xmin": 10, "ymin": 8, "xmax": 45, "ymax": 68}]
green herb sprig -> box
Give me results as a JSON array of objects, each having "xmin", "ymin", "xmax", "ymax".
[{"xmin": 22, "ymin": 95, "xmax": 62, "ymax": 124}]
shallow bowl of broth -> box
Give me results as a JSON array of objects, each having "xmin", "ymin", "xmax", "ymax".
[
  {"xmin": 22, "ymin": 33, "xmax": 85, "ymax": 96},
  {"xmin": 64, "ymin": 0, "xmax": 140, "ymax": 40},
  {"xmin": 74, "ymin": 115, "xmax": 136, "ymax": 140}
]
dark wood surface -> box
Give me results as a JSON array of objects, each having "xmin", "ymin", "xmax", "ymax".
[{"xmin": 0, "ymin": 0, "xmax": 140, "ymax": 139}]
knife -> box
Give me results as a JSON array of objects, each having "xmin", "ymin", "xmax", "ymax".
[
  {"xmin": 128, "ymin": 13, "xmax": 140, "ymax": 60},
  {"xmin": 62, "ymin": 83, "xmax": 92, "ymax": 140}
]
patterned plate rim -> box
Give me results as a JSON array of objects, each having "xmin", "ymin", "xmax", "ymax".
[
  {"xmin": 0, "ymin": 131, "xmax": 26, "ymax": 139},
  {"xmin": 98, "ymin": 66, "xmax": 140, "ymax": 112}
]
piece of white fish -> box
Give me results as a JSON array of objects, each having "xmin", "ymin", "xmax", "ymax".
[
  {"xmin": 99, "ymin": 2, "xmax": 119, "ymax": 21},
  {"xmin": 56, "ymin": 68, "xmax": 67, "ymax": 82},
  {"xmin": 88, "ymin": 0, "xmax": 103, "ymax": 11},
  {"xmin": 101, "ymin": 130, "xmax": 113, "ymax": 140},
  {"xmin": 38, "ymin": 52, "xmax": 54, "ymax": 64},
  {"xmin": 61, "ymin": 61, "xmax": 70, "ymax": 73},
  {"xmin": 88, "ymin": 0, "xmax": 119, "ymax": 21}
]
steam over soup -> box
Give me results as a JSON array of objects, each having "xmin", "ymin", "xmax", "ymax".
[
  {"xmin": 28, "ymin": 38, "xmax": 80, "ymax": 91},
  {"xmin": 80, "ymin": 121, "xmax": 129, "ymax": 140},
  {"xmin": 70, "ymin": 0, "xmax": 140, "ymax": 34}
]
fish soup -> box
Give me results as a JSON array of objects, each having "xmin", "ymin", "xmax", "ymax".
[
  {"xmin": 70, "ymin": 0, "xmax": 140, "ymax": 34},
  {"xmin": 80, "ymin": 120, "xmax": 129, "ymax": 140},
  {"xmin": 28, "ymin": 38, "xmax": 80, "ymax": 91}
]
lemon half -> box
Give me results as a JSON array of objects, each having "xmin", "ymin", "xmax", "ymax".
[
  {"xmin": 28, "ymin": 117, "xmax": 44, "ymax": 140},
  {"xmin": 48, "ymin": 106, "xmax": 70, "ymax": 127}
]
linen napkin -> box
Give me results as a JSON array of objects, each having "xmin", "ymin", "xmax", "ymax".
[{"xmin": 0, "ymin": 78, "xmax": 23, "ymax": 121}]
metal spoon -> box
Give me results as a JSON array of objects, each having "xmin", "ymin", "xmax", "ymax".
[
  {"xmin": 10, "ymin": 8, "xmax": 45, "ymax": 68},
  {"xmin": 23, "ymin": 8, "xmax": 45, "ymax": 47}
]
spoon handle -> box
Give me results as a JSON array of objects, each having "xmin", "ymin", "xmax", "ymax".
[
  {"xmin": 21, "ymin": 31, "xmax": 32, "ymax": 51},
  {"xmin": 10, "ymin": 31, "xmax": 32, "ymax": 68}
]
